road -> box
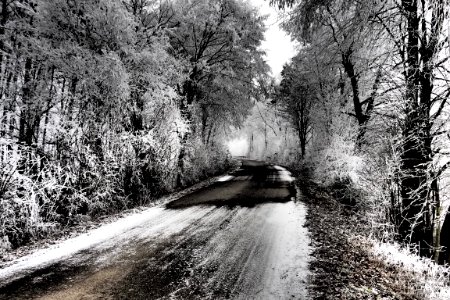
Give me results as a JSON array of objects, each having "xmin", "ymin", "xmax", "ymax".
[{"xmin": 0, "ymin": 160, "xmax": 311, "ymax": 299}]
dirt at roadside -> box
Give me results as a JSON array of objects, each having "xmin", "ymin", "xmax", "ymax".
[{"xmin": 299, "ymin": 178, "xmax": 424, "ymax": 300}]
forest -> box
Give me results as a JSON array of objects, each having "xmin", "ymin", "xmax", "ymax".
[
  {"xmin": 2, "ymin": 0, "xmax": 450, "ymax": 272},
  {"xmin": 0, "ymin": 0, "xmax": 268, "ymax": 250},
  {"xmin": 269, "ymin": 0, "xmax": 450, "ymax": 265}
]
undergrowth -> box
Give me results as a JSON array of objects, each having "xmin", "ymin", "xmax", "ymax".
[
  {"xmin": 297, "ymin": 170, "xmax": 450, "ymax": 300},
  {"xmin": 0, "ymin": 140, "xmax": 232, "ymax": 254}
]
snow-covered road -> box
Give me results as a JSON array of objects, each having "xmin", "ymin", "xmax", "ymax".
[{"xmin": 0, "ymin": 161, "xmax": 311, "ymax": 299}]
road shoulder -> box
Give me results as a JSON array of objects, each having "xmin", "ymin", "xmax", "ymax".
[
  {"xmin": 298, "ymin": 178, "xmax": 423, "ymax": 300},
  {"xmin": 0, "ymin": 174, "xmax": 224, "ymax": 269}
]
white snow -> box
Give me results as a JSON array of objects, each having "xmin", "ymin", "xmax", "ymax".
[
  {"xmin": 274, "ymin": 165, "xmax": 295, "ymax": 182},
  {"xmin": 369, "ymin": 239, "xmax": 450, "ymax": 300},
  {"xmin": 0, "ymin": 172, "xmax": 309, "ymax": 298},
  {"xmin": 0, "ymin": 205, "xmax": 234, "ymax": 286},
  {"xmin": 0, "ymin": 207, "xmax": 165, "ymax": 283},
  {"xmin": 217, "ymin": 175, "xmax": 234, "ymax": 182},
  {"xmin": 201, "ymin": 201, "xmax": 311, "ymax": 298},
  {"xmin": 273, "ymin": 165, "xmax": 287, "ymax": 171}
]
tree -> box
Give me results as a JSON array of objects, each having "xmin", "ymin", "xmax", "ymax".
[
  {"xmin": 275, "ymin": 57, "xmax": 315, "ymax": 158},
  {"xmin": 0, "ymin": 0, "xmax": 269, "ymax": 248},
  {"xmin": 271, "ymin": 0, "xmax": 450, "ymax": 259},
  {"xmin": 370, "ymin": 0, "xmax": 450, "ymax": 257},
  {"xmin": 395, "ymin": 0, "xmax": 449, "ymax": 257},
  {"xmin": 274, "ymin": 0, "xmax": 386, "ymax": 145},
  {"xmin": 123, "ymin": 0, "xmax": 180, "ymax": 132},
  {"xmin": 169, "ymin": 0, "xmax": 267, "ymax": 184}
]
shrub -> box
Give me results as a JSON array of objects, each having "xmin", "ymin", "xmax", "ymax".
[{"xmin": 182, "ymin": 139, "xmax": 232, "ymax": 187}]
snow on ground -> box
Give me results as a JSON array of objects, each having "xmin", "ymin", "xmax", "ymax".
[
  {"xmin": 0, "ymin": 206, "xmax": 165, "ymax": 283},
  {"xmin": 193, "ymin": 201, "xmax": 311, "ymax": 298},
  {"xmin": 274, "ymin": 165, "xmax": 295, "ymax": 182},
  {"xmin": 217, "ymin": 175, "xmax": 234, "ymax": 182},
  {"xmin": 273, "ymin": 166, "xmax": 286, "ymax": 171},
  {"xmin": 0, "ymin": 172, "xmax": 228, "ymax": 284},
  {"xmin": 1, "ymin": 198, "xmax": 311, "ymax": 299},
  {"xmin": 0, "ymin": 165, "xmax": 303, "ymax": 294},
  {"xmin": 370, "ymin": 239, "xmax": 450, "ymax": 300},
  {"xmin": 1, "ymin": 205, "xmax": 237, "ymax": 287}
]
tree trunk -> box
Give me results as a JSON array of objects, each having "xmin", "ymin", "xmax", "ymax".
[
  {"xmin": 130, "ymin": 88, "xmax": 144, "ymax": 132},
  {"xmin": 41, "ymin": 67, "xmax": 55, "ymax": 151},
  {"xmin": 206, "ymin": 123, "xmax": 214, "ymax": 146},
  {"xmin": 0, "ymin": 0, "xmax": 9, "ymax": 86},
  {"xmin": 439, "ymin": 208, "xmax": 450, "ymax": 264},
  {"xmin": 176, "ymin": 134, "xmax": 188, "ymax": 187},
  {"xmin": 294, "ymin": 109, "xmax": 306, "ymax": 159},
  {"xmin": 19, "ymin": 57, "xmax": 33, "ymax": 146},
  {"xmin": 67, "ymin": 76, "xmax": 78, "ymax": 121},
  {"xmin": 398, "ymin": 0, "xmax": 433, "ymax": 257},
  {"xmin": 201, "ymin": 104, "xmax": 208, "ymax": 144},
  {"xmin": 341, "ymin": 50, "xmax": 363, "ymax": 125},
  {"xmin": 176, "ymin": 70, "xmax": 200, "ymax": 186},
  {"xmin": 432, "ymin": 177, "xmax": 441, "ymax": 262}
]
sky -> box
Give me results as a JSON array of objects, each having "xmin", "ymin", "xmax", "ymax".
[{"xmin": 249, "ymin": 0, "xmax": 297, "ymax": 80}]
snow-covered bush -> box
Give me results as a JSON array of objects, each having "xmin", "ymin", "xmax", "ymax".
[
  {"xmin": 0, "ymin": 145, "xmax": 60, "ymax": 247},
  {"xmin": 0, "ymin": 235, "xmax": 11, "ymax": 256},
  {"xmin": 182, "ymin": 138, "xmax": 232, "ymax": 187},
  {"xmin": 310, "ymin": 133, "xmax": 364, "ymax": 186},
  {"xmin": 358, "ymin": 144, "xmax": 400, "ymax": 241},
  {"xmin": 119, "ymin": 131, "xmax": 179, "ymax": 204},
  {"xmin": 369, "ymin": 238, "xmax": 450, "ymax": 300}
]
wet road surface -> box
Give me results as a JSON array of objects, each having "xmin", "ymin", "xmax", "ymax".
[{"xmin": 0, "ymin": 160, "xmax": 310, "ymax": 299}]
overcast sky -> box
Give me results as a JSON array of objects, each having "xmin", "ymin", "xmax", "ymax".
[{"xmin": 249, "ymin": 0, "xmax": 297, "ymax": 80}]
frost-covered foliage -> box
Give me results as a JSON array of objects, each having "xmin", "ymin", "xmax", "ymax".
[
  {"xmin": 370, "ymin": 238, "xmax": 450, "ymax": 300},
  {"xmin": 0, "ymin": 0, "xmax": 264, "ymax": 250},
  {"xmin": 234, "ymin": 101, "xmax": 299, "ymax": 163},
  {"xmin": 310, "ymin": 134, "xmax": 364, "ymax": 186},
  {"xmin": 1, "ymin": 145, "xmax": 61, "ymax": 248},
  {"xmin": 271, "ymin": 0, "xmax": 450, "ymax": 264},
  {"xmin": 182, "ymin": 139, "xmax": 233, "ymax": 186}
]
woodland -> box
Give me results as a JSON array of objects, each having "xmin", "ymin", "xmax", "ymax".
[
  {"xmin": 2, "ymin": 0, "xmax": 450, "ymax": 273},
  {"xmin": 0, "ymin": 0, "xmax": 268, "ymax": 250},
  {"xmin": 269, "ymin": 0, "xmax": 450, "ymax": 265}
]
